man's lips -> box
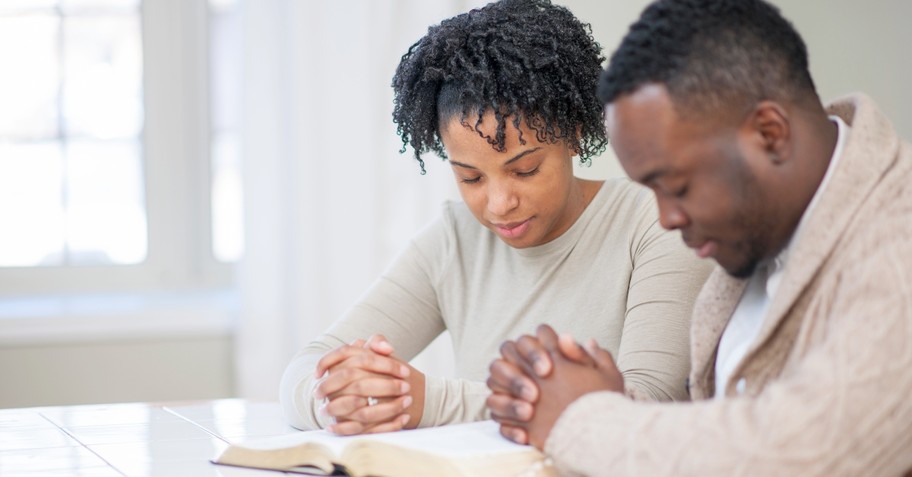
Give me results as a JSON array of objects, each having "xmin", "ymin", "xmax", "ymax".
[{"xmin": 686, "ymin": 240, "xmax": 718, "ymax": 259}]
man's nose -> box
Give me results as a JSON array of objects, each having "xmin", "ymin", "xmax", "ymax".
[{"xmin": 656, "ymin": 196, "xmax": 688, "ymax": 230}]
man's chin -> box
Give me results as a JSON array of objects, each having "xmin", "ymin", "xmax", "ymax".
[{"xmin": 720, "ymin": 257, "xmax": 760, "ymax": 279}]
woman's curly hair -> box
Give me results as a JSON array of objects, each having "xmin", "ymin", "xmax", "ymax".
[{"xmin": 391, "ymin": 0, "xmax": 607, "ymax": 174}]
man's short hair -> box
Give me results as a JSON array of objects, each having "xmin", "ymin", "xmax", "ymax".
[{"xmin": 598, "ymin": 0, "xmax": 818, "ymax": 120}]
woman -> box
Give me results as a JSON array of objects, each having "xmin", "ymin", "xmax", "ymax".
[{"xmin": 280, "ymin": 0, "xmax": 711, "ymax": 435}]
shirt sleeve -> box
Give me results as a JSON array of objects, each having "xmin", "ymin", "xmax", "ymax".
[
  {"xmin": 280, "ymin": 219, "xmax": 448, "ymax": 430},
  {"xmin": 617, "ymin": 201, "xmax": 713, "ymax": 402},
  {"xmin": 544, "ymin": 233, "xmax": 912, "ymax": 476},
  {"xmin": 279, "ymin": 207, "xmax": 500, "ymax": 430}
]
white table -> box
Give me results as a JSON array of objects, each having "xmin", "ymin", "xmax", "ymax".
[{"xmin": 0, "ymin": 399, "xmax": 302, "ymax": 476}]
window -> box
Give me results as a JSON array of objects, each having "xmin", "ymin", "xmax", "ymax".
[
  {"xmin": 0, "ymin": 0, "xmax": 145, "ymax": 267},
  {"xmin": 209, "ymin": 0, "xmax": 243, "ymax": 263},
  {"xmin": 0, "ymin": 0, "xmax": 238, "ymax": 297}
]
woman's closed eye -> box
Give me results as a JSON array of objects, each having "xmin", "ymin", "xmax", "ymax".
[{"xmin": 516, "ymin": 166, "xmax": 540, "ymax": 178}]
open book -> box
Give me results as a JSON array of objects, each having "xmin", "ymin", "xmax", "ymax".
[{"xmin": 212, "ymin": 420, "xmax": 556, "ymax": 477}]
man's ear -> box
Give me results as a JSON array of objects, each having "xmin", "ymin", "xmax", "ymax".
[{"xmin": 749, "ymin": 101, "xmax": 790, "ymax": 164}]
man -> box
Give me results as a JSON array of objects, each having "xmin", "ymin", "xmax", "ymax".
[{"xmin": 485, "ymin": 0, "xmax": 912, "ymax": 475}]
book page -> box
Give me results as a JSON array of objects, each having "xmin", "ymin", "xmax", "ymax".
[
  {"xmin": 348, "ymin": 420, "xmax": 531, "ymax": 458},
  {"xmin": 227, "ymin": 428, "xmax": 360, "ymax": 456},
  {"xmin": 228, "ymin": 420, "xmax": 530, "ymax": 458}
]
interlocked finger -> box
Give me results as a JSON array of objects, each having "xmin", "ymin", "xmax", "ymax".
[
  {"xmin": 486, "ymin": 392, "xmax": 534, "ymax": 422},
  {"xmin": 327, "ymin": 394, "xmax": 413, "ymax": 435},
  {"xmin": 329, "ymin": 413, "xmax": 411, "ymax": 436},
  {"xmin": 317, "ymin": 368, "xmax": 410, "ymax": 400},
  {"xmin": 348, "ymin": 394, "xmax": 413, "ymax": 424},
  {"xmin": 316, "ymin": 344, "xmax": 409, "ymax": 379}
]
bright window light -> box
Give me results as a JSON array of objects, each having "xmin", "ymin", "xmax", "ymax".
[{"xmin": 0, "ymin": 2, "xmax": 145, "ymax": 267}]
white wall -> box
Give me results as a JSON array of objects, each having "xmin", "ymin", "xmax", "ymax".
[
  {"xmin": 777, "ymin": 0, "xmax": 912, "ymax": 139},
  {"xmin": 0, "ymin": 336, "xmax": 233, "ymax": 408},
  {"xmin": 2, "ymin": 0, "xmax": 909, "ymax": 409},
  {"xmin": 569, "ymin": 0, "xmax": 912, "ymax": 180}
]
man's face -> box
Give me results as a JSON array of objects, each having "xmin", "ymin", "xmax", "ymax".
[{"xmin": 606, "ymin": 84, "xmax": 782, "ymax": 277}]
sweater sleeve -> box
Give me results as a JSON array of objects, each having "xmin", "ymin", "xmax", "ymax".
[
  {"xmin": 544, "ymin": 234, "xmax": 912, "ymax": 477},
  {"xmin": 419, "ymin": 376, "xmax": 492, "ymax": 427},
  {"xmin": 280, "ymin": 221, "xmax": 448, "ymax": 430},
  {"xmin": 617, "ymin": 202, "xmax": 712, "ymax": 402}
]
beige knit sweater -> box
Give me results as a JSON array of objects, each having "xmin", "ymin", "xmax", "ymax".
[{"xmin": 545, "ymin": 95, "xmax": 912, "ymax": 476}]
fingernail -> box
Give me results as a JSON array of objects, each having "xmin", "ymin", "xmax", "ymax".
[
  {"xmin": 403, "ymin": 396, "xmax": 413, "ymax": 408},
  {"xmin": 401, "ymin": 381, "xmax": 411, "ymax": 393},
  {"xmin": 521, "ymin": 386, "xmax": 535, "ymax": 402},
  {"xmin": 533, "ymin": 359, "xmax": 548, "ymax": 376},
  {"xmin": 400, "ymin": 365, "xmax": 410, "ymax": 377},
  {"xmin": 519, "ymin": 402, "xmax": 533, "ymax": 420},
  {"xmin": 400, "ymin": 415, "xmax": 410, "ymax": 426}
]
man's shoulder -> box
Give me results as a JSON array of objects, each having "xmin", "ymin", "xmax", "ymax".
[
  {"xmin": 840, "ymin": 143, "xmax": 912, "ymax": 251},
  {"xmin": 833, "ymin": 200, "xmax": 912, "ymax": 267},
  {"xmin": 813, "ymin": 165, "xmax": 912, "ymax": 290}
]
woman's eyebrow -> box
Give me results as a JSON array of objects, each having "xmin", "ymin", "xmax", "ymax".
[{"xmin": 449, "ymin": 147, "xmax": 543, "ymax": 170}]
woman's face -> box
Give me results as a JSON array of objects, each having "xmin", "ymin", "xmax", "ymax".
[{"xmin": 440, "ymin": 112, "xmax": 585, "ymax": 249}]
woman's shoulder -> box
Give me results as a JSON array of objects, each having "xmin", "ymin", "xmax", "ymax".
[
  {"xmin": 583, "ymin": 177, "xmax": 659, "ymax": 235},
  {"xmin": 437, "ymin": 199, "xmax": 490, "ymax": 236},
  {"xmin": 591, "ymin": 177, "xmax": 656, "ymax": 213},
  {"xmin": 409, "ymin": 199, "xmax": 491, "ymax": 253}
]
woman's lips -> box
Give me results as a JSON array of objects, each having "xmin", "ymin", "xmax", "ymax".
[{"xmin": 494, "ymin": 219, "xmax": 531, "ymax": 239}]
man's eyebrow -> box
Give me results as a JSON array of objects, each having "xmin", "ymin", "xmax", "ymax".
[
  {"xmin": 449, "ymin": 147, "xmax": 543, "ymax": 170},
  {"xmin": 638, "ymin": 168, "xmax": 670, "ymax": 185}
]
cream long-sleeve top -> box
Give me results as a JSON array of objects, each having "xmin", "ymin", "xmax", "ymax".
[
  {"xmin": 280, "ymin": 177, "xmax": 712, "ymax": 430},
  {"xmin": 543, "ymin": 95, "xmax": 912, "ymax": 477}
]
